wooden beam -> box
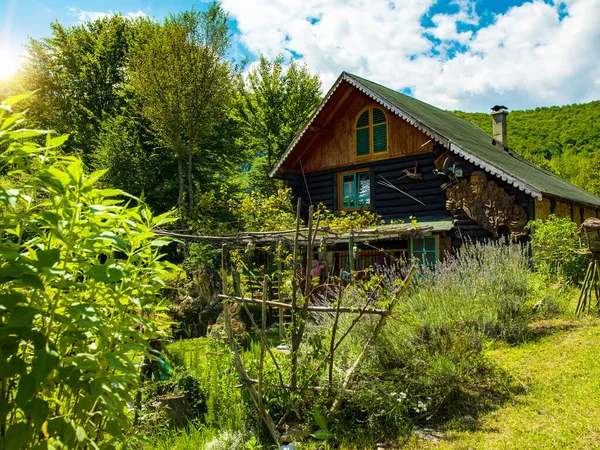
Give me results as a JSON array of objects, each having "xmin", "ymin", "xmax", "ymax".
[
  {"xmin": 287, "ymin": 84, "xmax": 353, "ymax": 169},
  {"xmin": 321, "ymin": 83, "xmax": 353, "ymax": 126},
  {"xmin": 307, "ymin": 125, "xmax": 334, "ymax": 138},
  {"xmin": 217, "ymin": 294, "xmax": 390, "ymax": 315}
]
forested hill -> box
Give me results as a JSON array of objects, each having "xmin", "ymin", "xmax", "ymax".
[{"xmin": 451, "ymin": 101, "xmax": 600, "ymax": 196}]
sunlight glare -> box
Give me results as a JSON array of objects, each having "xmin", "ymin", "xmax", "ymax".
[{"xmin": 0, "ymin": 48, "xmax": 20, "ymax": 80}]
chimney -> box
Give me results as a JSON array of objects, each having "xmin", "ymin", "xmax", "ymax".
[{"xmin": 491, "ymin": 105, "xmax": 508, "ymax": 149}]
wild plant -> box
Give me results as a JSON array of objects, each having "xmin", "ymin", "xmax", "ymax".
[{"xmin": 0, "ymin": 95, "xmax": 178, "ymax": 448}]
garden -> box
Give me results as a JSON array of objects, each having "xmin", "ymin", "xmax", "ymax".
[{"xmin": 1, "ymin": 94, "xmax": 599, "ymax": 450}]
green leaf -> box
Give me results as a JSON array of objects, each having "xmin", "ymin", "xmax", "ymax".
[
  {"xmin": 313, "ymin": 410, "xmax": 329, "ymax": 431},
  {"xmin": 149, "ymin": 238, "xmax": 176, "ymax": 247},
  {"xmin": 0, "ymin": 112, "xmax": 21, "ymax": 131},
  {"xmin": 36, "ymin": 249, "xmax": 61, "ymax": 269},
  {"xmin": 0, "ymin": 292, "xmax": 27, "ymax": 311},
  {"xmin": 0, "ymin": 355, "xmax": 27, "ymax": 378},
  {"xmin": 45, "ymin": 133, "xmax": 69, "ymax": 148},
  {"xmin": 98, "ymin": 188, "xmax": 125, "ymax": 198},
  {"xmin": 86, "ymin": 231, "xmax": 128, "ymax": 251},
  {"xmin": 4, "ymin": 422, "xmax": 32, "ymax": 449},
  {"xmin": 6, "ymin": 129, "xmax": 51, "ymax": 140},
  {"xmin": 88, "ymin": 169, "xmax": 108, "ymax": 185},
  {"xmin": 47, "ymin": 417, "xmax": 76, "ymax": 447},
  {"xmin": 0, "ymin": 188, "xmax": 19, "ymax": 208},
  {"xmin": 312, "ymin": 429, "xmax": 334, "ymax": 440},
  {"xmin": 21, "ymin": 397, "xmax": 49, "ymax": 429},
  {"xmin": 5, "ymin": 306, "xmax": 41, "ymax": 328},
  {"xmin": 38, "ymin": 167, "xmax": 71, "ymax": 195},
  {"xmin": 75, "ymin": 426, "xmax": 87, "ymax": 443},
  {"xmin": 2, "ymin": 92, "xmax": 34, "ymax": 107},
  {"xmin": 32, "ymin": 343, "xmax": 59, "ymax": 385},
  {"xmin": 88, "ymin": 265, "xmax": 125, "ymax": 283}
]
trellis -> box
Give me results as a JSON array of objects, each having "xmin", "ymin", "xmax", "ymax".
[{"xmin": 155, "ymin": 200, "xmax": 426, "ymax": 444}]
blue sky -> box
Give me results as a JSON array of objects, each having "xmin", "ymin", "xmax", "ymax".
[{"xmin": 1, "ymin": 0, "xmax": 599, "ymax": 111}]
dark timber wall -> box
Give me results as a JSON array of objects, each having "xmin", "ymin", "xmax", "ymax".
[{"xmin": 283, "ymin": 146, "xmax": 532, "ymax": 248}]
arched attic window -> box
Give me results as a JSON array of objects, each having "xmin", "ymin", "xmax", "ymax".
[{"xmin": 355, "ymin": 106, "xmax": 389, "ymax": 157}]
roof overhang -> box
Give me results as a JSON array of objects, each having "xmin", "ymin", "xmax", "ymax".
[{"xmin": 270, "ymin": 72, "xmax": 543, "ymax": 201}]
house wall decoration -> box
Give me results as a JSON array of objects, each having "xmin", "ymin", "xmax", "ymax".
[{"xmin": 444, "ymin": 171, "xmax": 528, "ymax": 240}]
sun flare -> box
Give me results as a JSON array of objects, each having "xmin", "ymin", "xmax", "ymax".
[{"xmin": 0, "ymin": 49, "xmax": 21, "ymax": 80}]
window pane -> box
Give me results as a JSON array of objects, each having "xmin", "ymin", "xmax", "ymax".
[
  {"xmin": 412, "ymin": 239, "xmax": 424, "ymax": 252},
  {"xmin": 425, "ymin": 237, "xmax": 436, "ymax": 251},
  {"xmin": 342, "ymin": 174, "xmax": 354, "ymax": 198},
  {"xmin": 357, "ymin": 172, "xmax": 370, "ymax": 206},
  {"xmin": 356, "ymin": 128, "xmax": 370, "ymax": 156},
  {"xmin": 357, "ymin": 110, "xmax": 370, "ymax": 128},
  {"xmin": 373, "ymin": 124, "xmax": 387, "ymax": 153},
  {"xmin": 372, "ymin": 108, "xmax": 386, "ymax": 124}
]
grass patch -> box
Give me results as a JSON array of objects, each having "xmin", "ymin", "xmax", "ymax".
[{"xmin": 408, "ymin": 317, "xmax": 600, "ymax": 449}]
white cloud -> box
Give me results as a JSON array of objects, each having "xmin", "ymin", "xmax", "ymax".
[
  {"xmin": 222, "ymin": 0, "xmax": 600, "ymax": 111},
  {"xmin": 69, "ymin": 8, "xmax": 147, "ymax": 23}
]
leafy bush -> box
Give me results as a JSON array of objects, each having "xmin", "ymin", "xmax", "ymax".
[
  {"xmin": 0, "ymin": 95, "xmax": 178, "ymax": 448},
  {"xmin": 526, "ymin": 215, "xmax": 588, "ymax": 283},
  {"xmin": 368, "ymin": 244, "xmax": 533, "ymax": 428}
]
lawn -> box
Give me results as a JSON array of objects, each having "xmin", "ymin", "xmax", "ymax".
[{"xmin": 408, "ymin": 317, "xmax": 600, "ymax": 449}]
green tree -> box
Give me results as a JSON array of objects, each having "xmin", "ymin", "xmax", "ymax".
[
  {"xmin": 129, "ymin": 4, "xmax": 236, "ymax": 213},
  {"xmin": 18, "ymin": 15, "xmax": 137, "ymax": 161},
  {"xmin": 526, "ymin": 215, "xmax": 588, "ymax": 283},
  {"xmin": 92, "ymin": 107, "xmax": 179, "ymax": 213},
  {"xmin": 236, "ymin": 54, "xmax": 322, "ymax": 194}
]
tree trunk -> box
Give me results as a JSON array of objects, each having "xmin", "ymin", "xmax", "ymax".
[
  {"xmin": 177, "ymin": 152, "xmax": 184, "ymax": 209},
  {"xmin": 187, "ymin": 146, "xmax": 194, "ymax": 215}
]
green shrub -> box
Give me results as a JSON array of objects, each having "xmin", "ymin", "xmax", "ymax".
[
  {"xmin": 370, "ymin": 243, "xmax": 532, "ymax": 426},
  {"xmin": 0, "ymin": 95, "xmax": 178, "ymax": 448},
  {"xmin": 526, "ymin": 215, "xmax": 588, "ymax": 283}
]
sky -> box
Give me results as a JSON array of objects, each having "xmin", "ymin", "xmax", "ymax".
[{"xmin": 1, "ymin": 0, "xmax": 599, "ymax": 112}]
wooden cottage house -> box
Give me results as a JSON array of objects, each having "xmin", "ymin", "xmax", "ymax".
[{"xmin": 270, "ymin": 72, "xmax": 600, "ymax": 270}]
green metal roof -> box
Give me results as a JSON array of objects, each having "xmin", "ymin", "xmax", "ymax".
[{"xmin": 345, "ymin": 73, "xmax": 600, "ymax": 209}]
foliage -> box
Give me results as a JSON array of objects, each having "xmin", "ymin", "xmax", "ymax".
[
  {"xmin": 369, "ymin": 244, "xmax": 535, "ymax": 432},
  {"xmin": 313, "ymin": 203, "xmax": 383, "ymax": 231},
  {"xmin": 138, "ymin": 366, "xmax": 207, "ymax": 431},
  {"xmin": 165, "ymin": 338, "xmax": 248, "ymax": 432},
  {"xmin": 236, "ymin": 54, "xmax": 322, "ymax": 194},
  {"xmin": 0, "ymin": 96, "xmax": 178, "ymax": 448},
  {"xmin": 526, "ymin": 215, "xmax": 588, "ymax": 283},
  {"xmin": 129, "ymin": 4, "xmax": 238, "ymax": 212},
  {"xmin": 235, "ymin": 187, "xmax": 298, "ymax": 231},
  {"xmin": 18, "ymin": 15, "xmax": 138, "ymax": 161},
  {"xmin": 92, "ymin": 111, "xmax": 179, "ymax": 213},
  {"xmin": 451, "ymin": 101, "xmax": 600, "ymax": 196}
]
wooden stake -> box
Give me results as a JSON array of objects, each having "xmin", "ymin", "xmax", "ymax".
[
  {"xmin": 331, "ymin": 266, "xmax": 417, "ymax": 412},
  {"xmin": 290, "ymin": 200, "xmax": 304, "ymax": 392},
  {"xmin": 328, "ymin": 280, "xmax": 343, "ymax": 396},
  {"xmin": 277, "ymin": 241, "xmax": 284, "ymax": 340},
  {"xmin": 221, "ymin": 244, "xmax": 280, "ymax": 444},
  {"xmin": 258, "ymin": 275, "xmax": 268, "ymax": 412}
]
